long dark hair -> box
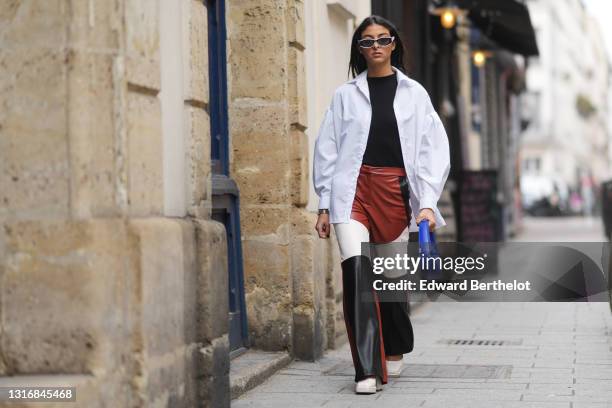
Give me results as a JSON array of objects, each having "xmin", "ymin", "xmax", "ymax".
[{"xmin": 348, "ymin": 15, "xmax": 406, "ymax": 79}]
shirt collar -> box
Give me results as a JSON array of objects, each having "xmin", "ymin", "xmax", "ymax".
[
  {"xmin": 348, "ymin": 65, "xmax": 414, "ymax": 87},
  {"xmin": 348, "ymin": 65, "xmax": 414, "ymax": 103}
]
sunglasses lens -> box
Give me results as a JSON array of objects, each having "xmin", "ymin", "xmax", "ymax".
[
  {"xmin": 359, "ymin": 39, "xmax": 375, "ymax": 48},
  {"xmin": 378, "ymin": 37, "xmax": 392, "ymax": 46}
]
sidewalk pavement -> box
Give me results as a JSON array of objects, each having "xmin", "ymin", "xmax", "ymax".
[
  {"xmin": 512, "ymin": 215, "xmax": 607, "ymax": 242},
  {"xmin": 232, "ymin": 301, "xmax": 612, "ymax": 407},
  {"xmin": 234, "ymin": 216, "xmax": 612, "ymax": 407}
]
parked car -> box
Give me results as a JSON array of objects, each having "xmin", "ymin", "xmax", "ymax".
[{"xmin": 521, "ymin": 175, "xmax": 570, "ymax": 216}]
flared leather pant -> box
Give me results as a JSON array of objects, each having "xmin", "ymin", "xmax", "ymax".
[{"xmin": 333, "ymin": 164, "xmax": 415, "ymax": 384}]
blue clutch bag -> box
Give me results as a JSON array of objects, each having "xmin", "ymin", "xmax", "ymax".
[{"xmin": 418, "ymin": 220, "xmax": 442, "ymax": 280}]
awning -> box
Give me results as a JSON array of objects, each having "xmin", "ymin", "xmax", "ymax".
[{"xmin": 454, "ymin": 0, "xmax": 539, "ymax": 57}]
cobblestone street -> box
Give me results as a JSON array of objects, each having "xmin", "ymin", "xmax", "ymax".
[{"xmin": 233, "ymin": 216, "xmax": 612, "ymax": 407}]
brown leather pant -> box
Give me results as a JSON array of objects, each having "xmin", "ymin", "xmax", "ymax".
[
  {"xmin": 337, "ymin": 163, "xmax": 415, "ymax": 384},
  {"xmin": 351, "ymin": 164, "xmax": 412, "ymax": 243}
]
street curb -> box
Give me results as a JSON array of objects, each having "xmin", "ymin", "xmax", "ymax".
[{"xmin": 230, "ymin": 350, "xmax": 293, "ymax": 400}]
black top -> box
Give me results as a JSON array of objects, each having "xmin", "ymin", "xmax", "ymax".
[{"xmin": 361, "ymin": 72, "xmax": 405, "ymax": 168}]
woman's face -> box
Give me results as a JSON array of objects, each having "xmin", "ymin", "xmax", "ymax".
[{"xmin": 358, "ymin": 23, "xmax": 396, "ymax": 67}]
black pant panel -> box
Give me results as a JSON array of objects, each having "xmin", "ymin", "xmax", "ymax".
[{"xmin": 379, "ymin": 299, "xmax": 414, "ymax": 356}]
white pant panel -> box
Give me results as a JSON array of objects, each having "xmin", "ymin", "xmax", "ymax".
[
  {"xmin": 332, "ymin": 219, "xmax": 370, "ymax": 262},
  {"xmin": 334, "ymin": 222, "xmax": 410, "ymax": 262}
]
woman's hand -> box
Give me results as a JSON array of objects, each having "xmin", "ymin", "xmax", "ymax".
[
  {"xmin": 416, "ymin": 208, "xmax": 436, "ymax": 232},
  {"xmin": 315, "ymin": 213, "xmax": 331, "ymax": 238}
]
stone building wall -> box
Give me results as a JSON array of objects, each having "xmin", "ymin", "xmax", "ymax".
[
  {"xmin": 0, "ymin": 1, "xmax": 228, "ymax": 407},
  {"xmin": 227, "ymin": 0, "xmax": 329, "ymax": 361}
]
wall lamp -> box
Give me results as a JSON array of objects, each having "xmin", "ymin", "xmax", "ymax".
[
  {"xmin": 472, "ymin": 50, "xmax": 493, "ymax": 67},
  {"xmin": 429, "ymin": 0, "xmax": 468, "ymax": 30}
]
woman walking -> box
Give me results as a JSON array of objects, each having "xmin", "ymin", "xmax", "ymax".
[{"xmin": 312, "ymin": 15, "xmax": 450, "ymax": 394}]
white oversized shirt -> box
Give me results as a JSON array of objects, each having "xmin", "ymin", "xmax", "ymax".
[{"xmin": 312, "ymin": 65, "xmax": 451, "ymax": 232}]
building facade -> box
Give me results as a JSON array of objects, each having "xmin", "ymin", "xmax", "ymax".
[
  {"xmin": 522, "ymin": 0, "xmax": 610, "ymax": 213},
  {"xmin": 0, "ymin": 0, "xmax": 227, "ymax": 406}
]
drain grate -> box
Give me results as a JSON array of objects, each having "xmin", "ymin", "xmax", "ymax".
[{"xmin": 439, "ymin": 338, "xmax": 522, "ymax": 346}]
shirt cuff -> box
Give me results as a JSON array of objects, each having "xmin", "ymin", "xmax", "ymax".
[
  {"xmin": 419, "ymin": 195, "xmax": 437, "ymax": 212},
  {"xmin": 318, "ymin": 195, "xmax": 331, "ymax": 210}
]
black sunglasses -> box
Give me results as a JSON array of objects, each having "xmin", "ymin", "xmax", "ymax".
[{"xmin": 357, "ymin": 36, "xmax": 395, "ymax": 48}]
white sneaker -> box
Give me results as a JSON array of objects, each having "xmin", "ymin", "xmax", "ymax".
[
  {"xmin": 355, "ymin": 377, "xmax": 378, "ymax": 394},
  {"xmin": 387, "ymin": 359, "xmax": 403, "ymax": 377}
]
